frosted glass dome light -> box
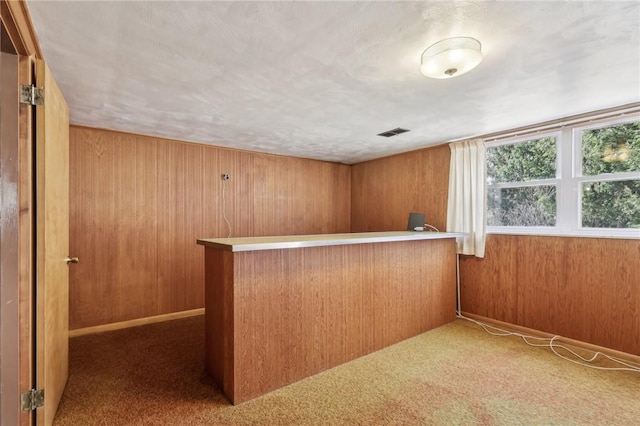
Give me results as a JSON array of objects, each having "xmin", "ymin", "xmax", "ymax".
[{"xmin": 420, "ymin": 37, "xmax": 483, "ymax": 79}]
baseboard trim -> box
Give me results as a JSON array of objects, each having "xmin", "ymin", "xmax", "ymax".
[
  {"xmin": 460, "ymin": 312, "xmax": 640, "ymax": 366},
  {"xmin": 69, "ymin": 308, "xmax": 205, "ymax": 338}
]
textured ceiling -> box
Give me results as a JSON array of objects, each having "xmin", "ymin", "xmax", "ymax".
[{"xmin": 27, "ymin": 1, "xmax": 640, "ymax": 164}]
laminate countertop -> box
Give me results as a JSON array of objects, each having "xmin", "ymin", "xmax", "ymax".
[{"xmin": 197, "ymin": 231, "xmax": 464, "ymax": 252}]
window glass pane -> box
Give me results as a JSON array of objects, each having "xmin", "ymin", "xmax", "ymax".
[
  {"xmin": 582, "ymin": 180, "xmax": 640, "ymax": 229},
  {"xmin": 487, "ymin": 185, "xmax": 556, "ymax": 227},
  {"xmin": 582, "ymin": 121, "xmax": 640, "ymax": 176},
  {"xmin": 486, "ymin": 137, "xmax": 556, "ymax": 184}
]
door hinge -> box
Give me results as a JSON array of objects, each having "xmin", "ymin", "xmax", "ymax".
[
  {"xmin": 19, "ymin": 84, "xmax": 44, "ymax": 106},
  {"xmin": 20, "ymin": 388, "xmax": 44, "ymax": 411}
]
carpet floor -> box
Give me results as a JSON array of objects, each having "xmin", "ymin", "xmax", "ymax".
[{"xmin": 53, "ymin": 316, "xmax": 639, "ymax": 425}]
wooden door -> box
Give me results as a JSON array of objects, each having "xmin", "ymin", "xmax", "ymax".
[
  {"xmin": 0, "ymin": 50, "xmax": 21, "ymax": 426},
  {"xmin": 34, "ymin": 59, "xmax": 70, "ymax": 426}
]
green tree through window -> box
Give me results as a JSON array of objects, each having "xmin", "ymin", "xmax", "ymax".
[
  {"xmin": 486, "ymin": 137, "xmax": 556, "ymax": 227},
  {"xmin": 486, "ymin": 117, "xmax": 640, "ymax": 235},
  {"xmin": 581, "ymin": 122, "xmax": 640, "ymax": 229}
]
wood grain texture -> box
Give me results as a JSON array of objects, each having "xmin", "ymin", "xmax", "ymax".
[
  {"xmin": 205, "ymin": 239, "xmax": 457, "ymax": 404},
  {"xmin": 0, "ymin": 51, "xmax": 20, "ymax": 426},
  {"xmin": 35, "ymin": 60, "xmax": 69, "ymax": 426},
  {"xmin": 111, "ymin": 133, "xmax": 159, "ymax": 321},
  {"xmin": 0, "ymin": 5, "xmax": 40, "ymax": 425},
  {"xmin": 351, "ymin": 144, "xmax": 450, "ymax": 232},
  {"xmin": 157, "ymin": 141, "xmax": 202, "ymax": 313},
  {"xmin": 0, "ymin": 0, "xmax": 43, "ymax": 58},
  {"xmin": 458, "ymin": 235, "xmax": 518, "ymax": 323},
  {"xmin": 202, "ymin": 147, "xmax": 255, "ymax": 239},
  {"xmin": 69, "ymin": 128, "xmax": 159, "ymax": 328},
  {"xmin": 17, "ymin": 55, "xmax": 33, "ymax": 426},
  {"xmin": 253, "ymin": 155, "xmax": 351, "ymax": 236},
  {"xmin": 204, "ymin": 249, "xmax": 234, "ymax": 399},
  {"xmin": 69, "ymin": 126, "xmax": 351, "ymax": 329},
  {"xmin": 564, "ymin": 238, "xmax": 639, "ymax": 354},
  {"xmin": 351, "ymin": 142, "xmax": 638, "ymax": 356},
  {"xmin": 69, "ymin": 309, "xmax": 204, "ymax": 338},
  {"xmin": 515, "ymin": 237, "xmax": 566, "ymax": 334},
  {"xmin": 462, "ymin": 312, "xmax": 640, "ymax": 366},
  {"xmin": 460, "ymin": 235, "xmax": 640, "ymax": 355},
  {"xmin": 69, "ymin": 122, "xmax": 639, "ymax": 360}
]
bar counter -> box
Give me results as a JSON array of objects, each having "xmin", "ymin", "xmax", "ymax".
[
  {"xmin": 197, "ymin": 230, "xmax": 463, "ymax": 252},
  {"xmin": 197, "ymin": 231, "xmax": 461, "ymax": 404}
]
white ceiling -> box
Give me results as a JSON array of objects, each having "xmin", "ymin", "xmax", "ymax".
[{"xmin": 27, "ymin": 1, "xmax": 640, "ymax": 164}]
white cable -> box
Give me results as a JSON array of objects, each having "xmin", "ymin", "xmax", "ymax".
[
  {"xmin": 457, "ymin": 313, "xmax": 640, "ymax": 373},
  {"xmin": 221, "ymin": 180, "xmax": 232, "ymax": 238},
  {"xmin": 549, "ymin": 337, "xmax": 640, "ymax": 371},
  {"xmin": 424, "ymin": 223, "xmax": 440, "ymax": 232}
]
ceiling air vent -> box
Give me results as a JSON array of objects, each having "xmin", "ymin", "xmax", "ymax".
[{"xmin": 377, "ymin": 127, "xmax": 410, "ymax": 137}]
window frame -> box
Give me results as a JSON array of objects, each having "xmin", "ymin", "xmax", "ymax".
[
  {"xmin": 486, "ymin": 114, "xmax": 640, "ymax": 239},
  {"xmin": 486, "ymin": 131, "xmax": 561, "ymax": 232}
]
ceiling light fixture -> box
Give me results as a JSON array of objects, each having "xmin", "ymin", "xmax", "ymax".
[{"xmin": 420, "ymin": 37, "xmax": 483, "ymax": 79}]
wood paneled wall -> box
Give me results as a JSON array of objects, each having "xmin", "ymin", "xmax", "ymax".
[
  {"xmin": 72, "ymin": 125, "xmax": 640, "ymax": 355},
  {"xmin": 351, "ymin": 145, "xmax": 450, "ymax": 232},
  {"xmin": 460, "ymin": 235, "xmax": 640, "ymax": 355},
  {"xmin": 350, "ymin": 143, "xmax": 640, "ymax": 356},
  {"xmin": 69, "ymin": 126, "xmax": 350, "ymax": 330},
  {"xmin": 205, "ymin": 238, "xmax": 457, "ymax": 403}
]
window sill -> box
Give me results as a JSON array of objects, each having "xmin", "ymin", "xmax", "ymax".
[{"xmin": 487, "ymin": 228, "xmax": 640, "ymax": 240}]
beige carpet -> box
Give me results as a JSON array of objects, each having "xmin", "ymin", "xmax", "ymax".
[{"xmin": 54, "ymin": 316, "xmax": 639, "ymax": 425}]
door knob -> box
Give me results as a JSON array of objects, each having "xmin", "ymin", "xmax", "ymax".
[{"xmin": 65, "ymin": 257, "xmax": 79, "ymax": 264}]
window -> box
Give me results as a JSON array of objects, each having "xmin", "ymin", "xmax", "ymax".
[
  {"xmin": 577, "ymin": 121, "xmax": 640, "ymax": 230},
  {"xmin": 486, "ymin": 114, "xmax": 640, "ymax": 238},
  {"xmin": 487, "ymin": 135, "xmax": 558, "ymax": 228}
]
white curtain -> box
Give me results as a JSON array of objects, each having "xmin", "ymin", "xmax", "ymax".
[{"xmin": 446, "ymin": 139, "xmax": 486, "ymax": 258}]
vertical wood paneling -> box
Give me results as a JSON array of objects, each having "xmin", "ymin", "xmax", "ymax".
[
  {"xmin": 351, "ymin": 144, "xmax": 450, "ymax": 232},
  {"xmin": 157, "ymin": 142, "xmax": 203, "ymax": 313},
  {"xmin": 203, "ymin": 147, "xmax": 255, "ymax": 239},
  {"xmin": 459, "ymin": 235, "xmax": 518, "ymax": 323},
  {"xmin": 216, "ymin": 239, "xmax": 456, "ymax": 403},
  {"xmin": 564, "ymin": 238, "xmax": 640, "ymax": 353},
  {"xmin": 70, "ymin": 127, "xmax": 116, "ymax": 327},
  {"xmin": 460, "ymin": 235, "xmax": 640, "ymax": 355},
  {"xmin": 112, "ymin": 133, "xmax": 159, "ymax": 322},
  {"xmin": 70, "ymin": 125, "xmax": 639, "ymax": 356},
  {"xmin": 0, "ymin": 51, "xmax": 21, "ymax": 425},
  {"xmin": 351, "ymin": 143, "xmax": 639, "ymax": 355},
  {"xmin": 69, "ymin": 126, "xmax": 351, "ymax": 329},
  {"xmin": 203, "ymin": 248, "xmax": 234, "ymax": 398},
  {"xmin": 253, "ymin": 155, "xmax": 351, "ymax": 236},
  {"xmin": 253, "ymin": 155, "xmax": 294, "ymax": 235},
  {"xmin": 70, "ymin": 128, "xmax": 158, "ymax": 329},
  {"xmin": 17, "ymin": 56, "xmax": 33, "ymax": 426},
  {"xmin": 515, "ymin": 237, "xmax": 566, "ymax": 334}
]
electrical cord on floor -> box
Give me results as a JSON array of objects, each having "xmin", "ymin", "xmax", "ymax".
[{"xmin": 456, "ymin": 312, "xmax": 640, "ymax": 373}]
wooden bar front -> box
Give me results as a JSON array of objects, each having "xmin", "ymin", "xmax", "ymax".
[{"xmin": 203, "ymin": 237, "xmax": 457, "ymax": 404}]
